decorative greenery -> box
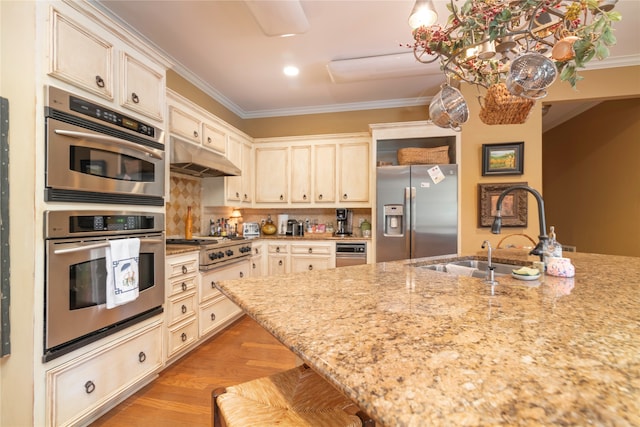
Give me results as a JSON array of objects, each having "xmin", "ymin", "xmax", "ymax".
[{"xmin": 410, "ymin": 0, "xmax": 622, "ymax": 89}]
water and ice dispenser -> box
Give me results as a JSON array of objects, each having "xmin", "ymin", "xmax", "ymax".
[{"xmin": 383, "ymin": 205, "xmax": 404, "ymax": 236}]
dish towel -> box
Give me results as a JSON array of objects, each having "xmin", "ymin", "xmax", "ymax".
[
  {"xmin": 445, "ymin": 264, "xmax": 477, "ymax": 277},
  {"xmin": 106, "ymin": 238, "xmax": 141, "ymax": 309}
]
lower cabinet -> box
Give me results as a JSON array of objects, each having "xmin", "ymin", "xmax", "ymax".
[
  {"xmin": 266, "ymin": 240, "xmax": 336, "ymax": 275},
  {"xmin": 46, "ymin": 320, "xmax": 163, "ymax": 427}
]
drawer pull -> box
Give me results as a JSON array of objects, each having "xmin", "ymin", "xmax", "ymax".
[
  {"xmin": 278, "ymin": 260, "xmax": 283, "ymax": 266},
  {"xmin": 95, "ymin": 75, "xmax": 105, "ymax": 88},
  {"xmin": 138, "ymin": 351, "xmax": 146, "ymax": 363},
  {"xmin": 343, "ymin": 193, "xmax": 348, "ymax": 200},
  {"xmin": 193, "ymin": 130, "xmax": 199, "ymax": 138},
  {"xmin": 210, "ymin": 313, "xmax": 216, "ymax": 321},
  {"xmin": 308, "ymin": 264, "xmax": 313, "ymax": 271},
  {"xmin": 280, "ymin": 194, "xmax": 284, "ymax": 200},
  {"xmin": 252, "ymin": 262, "xmax": 256, "ymax": 269},
  {"xmin": 235, "ymin": 191, "xmax": 240, "ymax": 198},
  {"xmin": 181, "ymin": 332, "xmax": 187, "ymax": 342},
  {"xmin": 131, "ymin": 92, "xmax": 139, "ymax": 104},
  {"xmin": 182, "ymin": 265, "xmax": 188, "ymax": 274},
  {"xmin": 239, "ymin": 272, "xmax": 244, "ymax": 278},
  {"xmin": 207, "ymin": 136, "xmax": 212, "ymax": 144},
  {"xmin": 276, "ymin": 247, "xmax": 280, "ymax": 253},
  {"xmin": 182, "ymin": 282, "xmax": 187, "ymax": 292},
  {"xmin": 318, "ymin": 194, "xmax": 323, "ymax": 200},
  {"xmin": 303, "ymin": 194, "xmax": 307, "ymax": 200},
  {"xmin": 211, "ymin": 280, "xmax": 216, "ymax": 289},
  {"xmin": 244, "ymin": 193, "xmax": 249, "ymax": 200},
  {"xmin": 308, "ymin": 248, "xmax": 313, "ymax": 254},
  {"xmin": 84, "ymin": 380, "xmax": 95, "ymax": 394},
  {"xmin": 181, "ymin": 304, "xmax": 187, "ymax": 314}
]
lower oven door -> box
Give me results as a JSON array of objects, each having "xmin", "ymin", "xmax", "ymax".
[{"xmin": 44, "ymin": 233, "xmax": 165, "ymax": 360}]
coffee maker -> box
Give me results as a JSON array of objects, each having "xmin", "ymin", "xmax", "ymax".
[{"xmin": 334, "ymin": 209, "xmax": 353, "ymax": 236}]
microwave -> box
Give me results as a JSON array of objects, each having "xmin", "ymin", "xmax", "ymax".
[{"xmin": 44, "ymin": 86, "xmax": 165, "ymax": 206}]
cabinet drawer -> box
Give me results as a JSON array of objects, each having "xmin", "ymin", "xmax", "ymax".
[
  {"xmin": 167, "ymin": 253, "xmax": 199, "ymax": 278},
  {"xmin": 198, "ymin": 295, "xmax": 242, "ymax": 337},
  {"xmin": 167, "ymin": 318, "xmax": 198, "ymax": 358},
  {"xmin": 267, "ymin": 243, "xmax": 289, "ymax": 254},
  {"xmin": 291, "ymin": 256, "xmax": 332, "ymax": 273},
  {"xmin": 47, "ymin": 322, "xmax": 162, "ymax": 427},
  {"xmin": 290, "ymin": 243, "xmax": 333, "ymax": 255},
  {"xmin": 167, "ymin": 291, "xmax": 197, "ymax": 325},
  {"xmin": 168, "ymin": 273, "xmax": 198, "ymax": 298}
]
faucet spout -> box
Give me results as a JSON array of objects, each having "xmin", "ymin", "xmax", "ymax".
[
  {"xmin": 481, "ymin": 240, "xmax": 497, "ymax": 284},
  {"xmin": 490, "ymin": 185, "xmax": 548, "ymax": 261}
]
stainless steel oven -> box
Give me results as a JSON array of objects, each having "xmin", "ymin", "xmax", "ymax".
[
  {"xmin": 335, "ymin": 242, "xmax": 367, "ymax": 267},
  {"xmin": 45, "ymin": 86, "xmax": 165, "ymax": 206},
  {"xmin": 44, "ymin": 210, "xmax": 165, "ymax": 362}
]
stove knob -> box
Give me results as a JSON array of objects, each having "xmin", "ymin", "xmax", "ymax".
[
  {"xmin": 218, "ymin": 251, "xmax": 225, "ymax": 258},
  {"xmin": 226, "ymin": 249, "xmax": 234, "ymax": 256},
  {"xmin": 209, "ymin": 253, "xmax": 216, "ymax": 260}
]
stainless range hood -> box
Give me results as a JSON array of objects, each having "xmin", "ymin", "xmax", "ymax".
[{"xmin": 170, "ymin": 137, "xmax": 241, "ymax": 178}]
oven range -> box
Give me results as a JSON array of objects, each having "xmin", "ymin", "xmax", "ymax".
[{"xmin": 166, "ymin": 237, "xmax": 252, "ymax": 271}]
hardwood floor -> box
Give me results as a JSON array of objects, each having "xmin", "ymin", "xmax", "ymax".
[{"xmin": 90, "ymin": 316, "xmax": 296, "ymax": 427}]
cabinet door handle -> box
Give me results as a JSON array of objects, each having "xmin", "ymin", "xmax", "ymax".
[
  {"xmin": 95, "ymin": 75, "xmax": 105, "ymax": 88},
  {"xmin": 318, "ymin": 194, "xmax": 323, "ymax": 200},
  {"xmin": 193, "ymin": 130, "xmax": 199, "ymax": 138},
  {"xmin": 210, "ymin": 313, "xmax": 216, "ymax": 322},
  {"xmin": 182, "ymin": 265, "xmax": 188, "ymax": 274},
  {"xmin": 84, "ymin": 380, "xmax": 96, "ymax": 394},
  {"xmin": 343, "ymin": 193, "xmax": 348, "ymax": 200},
  {"xmin": 276, "ymin": 247, "xmax": 280, "ymax": 253},
  {"xmin": 308, "ymin": 264, "xmax": 313, "ymax": 271},
  {"xmin": 239, "ymin": 272, "xmax": 244, "ymax": 278},
  {"xmin": 252, "ymin": 262, "xmax": 256, "ymax": 269},
  {"xmin": 235, "ymin": 192, "xmax": 240, "ymax": 198},
  {"xmin": 278, "ymin": 260, "xmax": 283, "ymax": 266},
  {"xmin": 138, "ymin": 351, "xmax": 146, "ymax": 363},
  {"xmin": 207, "ymin": 136, "xmax": 212, "ymax": 144},
  {"xmin": 280, "ymin": 194, "xmax": 284, "ymax": 201},
  {"xmin": 181, "ymin": 304, "xmax": 187, "ymax": 314},
  {"xmin": 211, "ymin": 280, "xmax": 216, "ymax": 289},
  {"xmin": 303, "ymin": 194, "xmax": 307, "ymax": 200},
  {"xmin": 308, "ymin": 248, "xmax": 313, "ymax": 254},
  {"xmin": 181, "ymin": 332, "xmax": 187, "ymax": 342},
  {"xmin": 244, "ymin": 194, "xmax": 248, "ymax": 200},
  {"xmin": 131, "ymin": 92, "xmax": 139, "ymax": 104},
  {"xmin": 182, "ymin": 282, "xmax": 187, "ymax": 292}
]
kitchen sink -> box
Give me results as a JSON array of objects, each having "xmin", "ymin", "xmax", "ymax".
[{"xmin": 419, "ymin": 260, "xmax": 524, "ymax": 278}]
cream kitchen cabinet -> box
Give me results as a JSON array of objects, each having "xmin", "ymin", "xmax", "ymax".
[
  {"xmin": 313, "ymin": 144, "xmax": 337, "ymax": 203},
  {"xmin": 225, "ymin": 133, "xmax": 253, "ymax": 204},
  {"xmin": 198, "ymin": 259, "xmax": 247, "ymax": 338},
  {"xmin": 165, "ymin": 251, "xmax": 200, "ymax": 362},
  {"xmin": 255, "ymin": 146, "xmax": 289, "ymax": 204},
  {"xmin": 46, "ymin": 320, "xmax": 163, "ymax": 427},
  {"xmin": 290, "ymin": 241, "xmax": 335, "ymax": 273},
  {"xmin": 250, "ymin": 241, "xmax": 265, "ymax": 277},
  {"xmin": 167, "ymin": 90, "xmax": 228, "ymax": 155},
  {"xmin": 48, "ymin": 5, "xmax": 165, "ymax": 123},
  {"xmin": 338, "ymin": 141, "xmax": 370, "ymax": 203},
  {"xmin": 291, "ymin": 145, "xmax": 312, "ymax": 203},
  {"xmin": 267, "ymin": 242, "xmax": 290, "ymax": 276}
]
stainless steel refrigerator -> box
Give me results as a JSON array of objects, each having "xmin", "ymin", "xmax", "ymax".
[{"xmin": 376, "ymin": 164, "xmax": 458, "ymax": 262}]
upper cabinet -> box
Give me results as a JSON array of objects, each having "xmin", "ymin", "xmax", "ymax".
[
  {"xmin": 47, "ymin": 4, "xmax": 166, "ymax": 124},
  {"xmin": 253, "ymin": 133, "xmax": 371, "ymax": 208}
]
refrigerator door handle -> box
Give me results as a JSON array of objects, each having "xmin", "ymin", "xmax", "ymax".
[{"xmin": 405, "ymin": 186, "xmax": 416, "ymax": 259}]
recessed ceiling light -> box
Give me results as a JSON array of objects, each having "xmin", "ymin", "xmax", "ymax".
[{"xmin": 283, "ymin": 66, "xmax": 299, "ymax": 77}]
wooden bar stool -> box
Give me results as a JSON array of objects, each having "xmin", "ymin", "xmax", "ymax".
[{"xmin": 212, "ymin": 364, "xmax": 375, "ymax": 427}]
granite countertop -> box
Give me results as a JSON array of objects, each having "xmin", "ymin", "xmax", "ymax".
[
  {"xmin": 166, "ymin": 244, "xmax": 200, "ymax": 256},
  {"xmin": 215, "ymin": 252, "xmax": 640, "ymax": 426},
  {"xmin": 257, "ymin": 234, "xmax": 370, "ymax": 241}
]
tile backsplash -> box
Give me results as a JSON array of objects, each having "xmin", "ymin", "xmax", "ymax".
[{"xmin": 166, "ymin": 174, "xmax": 201, "ymax": 237}]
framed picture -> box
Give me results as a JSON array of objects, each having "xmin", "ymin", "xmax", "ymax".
[
  {"xmin": 482, "ymin": 142, "xmax": 524, "ymax": 176},
  {"xmin": 478, "ymin": 182, "xmax": 528, "ymax": 227}
]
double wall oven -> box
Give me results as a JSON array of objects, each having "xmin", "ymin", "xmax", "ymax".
[{"xmin": 43, "ymin": 87, "xmax": 167, "ymax": 361}]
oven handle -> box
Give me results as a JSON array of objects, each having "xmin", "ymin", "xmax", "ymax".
[
  {"xmin": 53, "ymin": 238, "xmax": 165, "ymax": 255},
  {"xmin": 54, "ymin": 129, "xmax": 164, "ymax": 160}
]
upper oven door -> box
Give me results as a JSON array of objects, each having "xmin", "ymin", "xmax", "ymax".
[{"xmin": 46, "ymin": 117, "xmax": 165, "ymax": 205}]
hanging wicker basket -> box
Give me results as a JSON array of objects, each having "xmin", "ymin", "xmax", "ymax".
[
  {"xmin": 397, "ymin": 146, "xmax": 450, "ymax": 165},
  {"xmin": 479, "ymin": 83, "xmax": 535, "ymax": 125}
]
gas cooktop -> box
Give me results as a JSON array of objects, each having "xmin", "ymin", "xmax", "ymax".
[{"xmin": 166, "ymin": 237, "xmax": 246, "ymax": 245}]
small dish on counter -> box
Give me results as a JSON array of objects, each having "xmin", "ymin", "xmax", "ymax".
[
  {"xmin": 511, "ymin": 272, "xmax": 541, "ymax": 281},
  {"xmin": 512, "ymin": 266, "xmax": 541, "ymax": 281}
]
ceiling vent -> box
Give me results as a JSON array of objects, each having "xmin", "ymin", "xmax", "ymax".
[
  {"xmin": 326, "ymin": 53, "xmax": 439, "ymax": 83},
  {"xmin": 244, "ymin": 0, "xmax": 309, "ymax": 37}
]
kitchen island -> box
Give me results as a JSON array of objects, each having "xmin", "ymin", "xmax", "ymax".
[{"xmin": 215, "ymin": 252, "xmax": 640, "ymax": 426}]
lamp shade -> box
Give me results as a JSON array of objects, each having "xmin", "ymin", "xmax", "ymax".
[{"xmin": 408, "ymin": 0, "xmax": 438, "ymax": 29}]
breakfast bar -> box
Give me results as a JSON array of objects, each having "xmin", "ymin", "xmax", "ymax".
[{"xmin": 215, "ymin": 252, "xmax": 640, "ymax": 426}]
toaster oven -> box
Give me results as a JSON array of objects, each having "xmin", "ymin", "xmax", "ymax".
[{"xmin": 242, "ymin": 222, "xmax": 260, "ymax": 238}]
